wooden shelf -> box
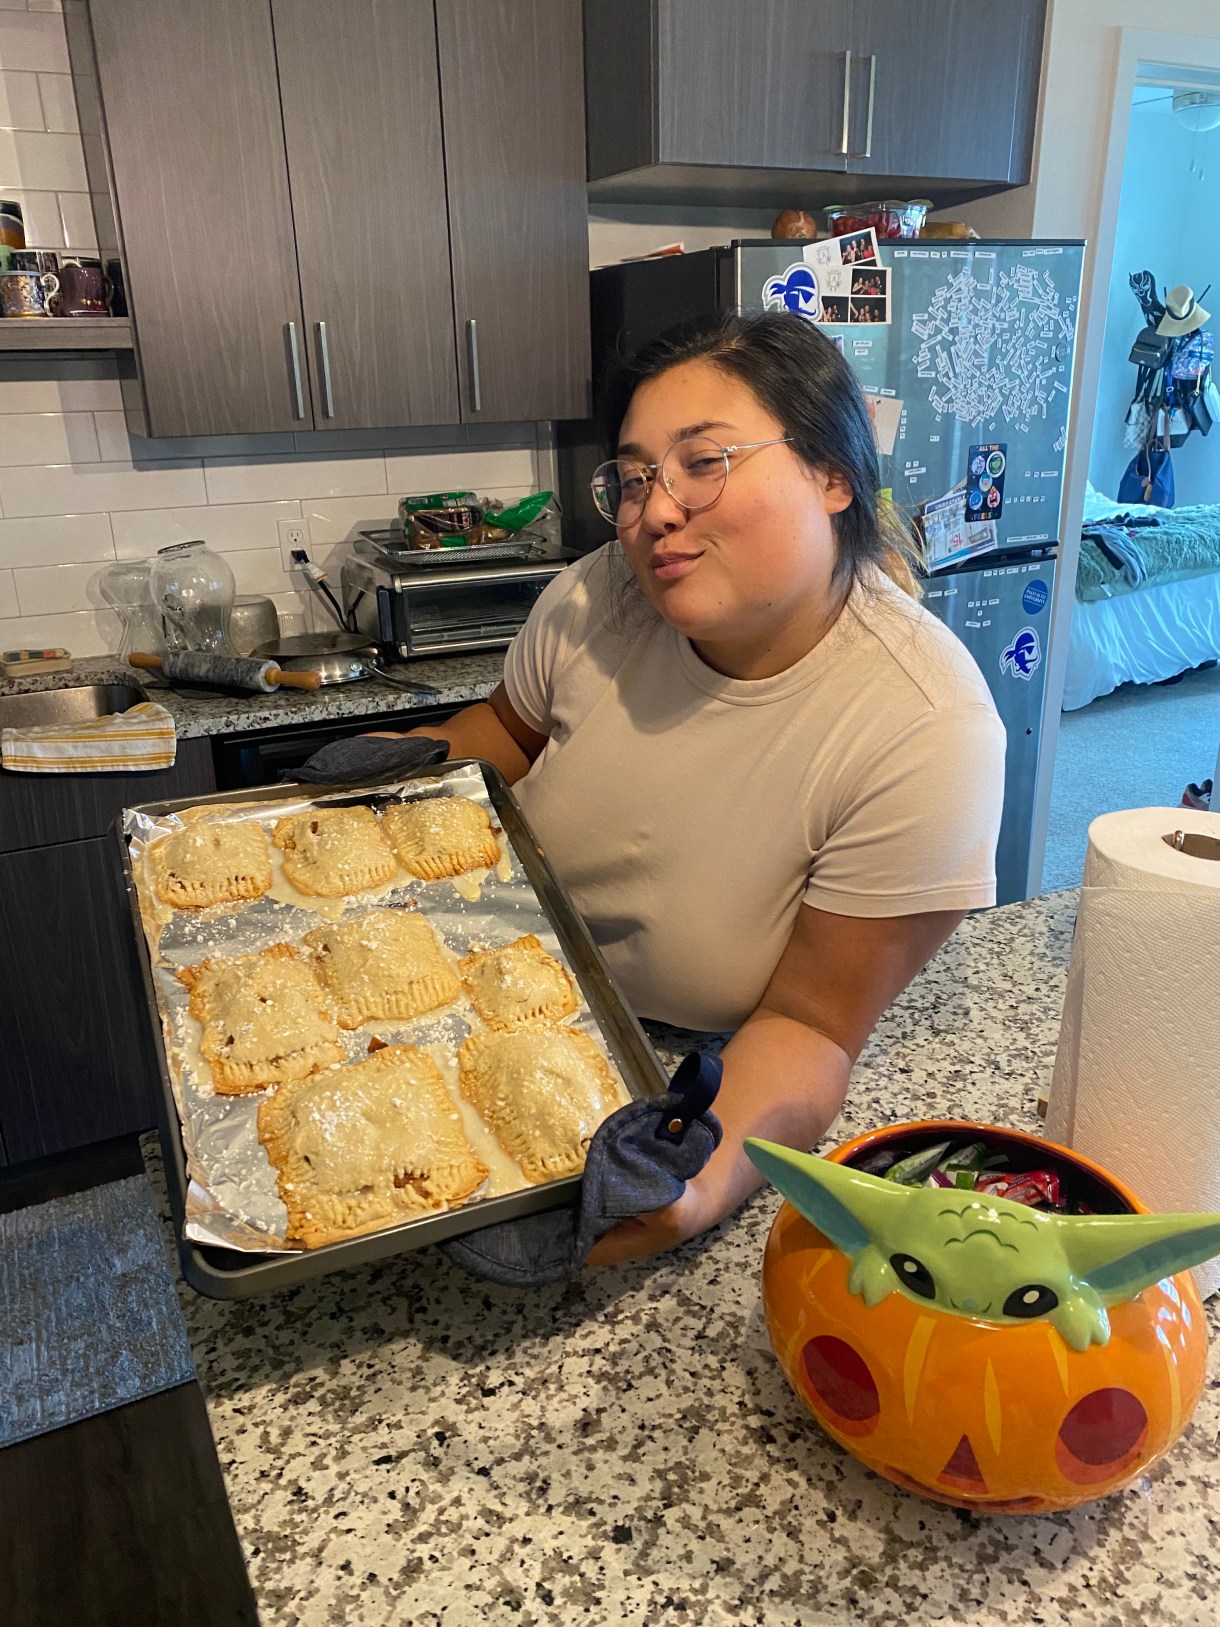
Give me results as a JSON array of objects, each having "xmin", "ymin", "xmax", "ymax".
[{"xmin": 0, "ymin": 316, "xmax": 133, "ymax": 352}]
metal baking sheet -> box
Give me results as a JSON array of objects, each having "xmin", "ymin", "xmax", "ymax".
[{"xmin": 117, "ymin": 761, "xmax": 667, "ymax": 1297}]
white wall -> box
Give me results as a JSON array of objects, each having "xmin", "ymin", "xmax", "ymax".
[
  {"xmin": 1089, "ymin": 95, "xmax": 1220, "ymax": 507},
  {"xmin": 0, "ymin": 6, "xmax": 544, "ymax": 657}
]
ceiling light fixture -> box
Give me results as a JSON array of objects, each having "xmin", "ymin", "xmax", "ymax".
[{"xmin": 1172, "ymin": 90, "xmax": 1220, "ymax": 133}]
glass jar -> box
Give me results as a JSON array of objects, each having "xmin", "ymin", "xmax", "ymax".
[
  {"xmin": 96, "ymin": 558, "xmax": 168, "ymax": 658},
  {"xmin": 149, "ymin": 540, "xmax": 236, "ymax": 654}
]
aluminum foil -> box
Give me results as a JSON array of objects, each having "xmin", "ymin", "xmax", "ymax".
[{"xmin": 124, "ymin": 764, "xmax": 636, "ymax": 1254}]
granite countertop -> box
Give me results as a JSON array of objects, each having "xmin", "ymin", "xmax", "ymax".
[
  {"xmin": 0, "ymin": 651, "xmax": 506, "ymax": 739},
  {"xmin": 163, "ymin": 890, "xmax": 1220, "ymax": 1627}
]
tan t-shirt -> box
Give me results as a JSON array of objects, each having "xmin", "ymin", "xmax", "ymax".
[{"xmin": 504, "ymin": 545, "xmax": 1005, "ymax": 1031}]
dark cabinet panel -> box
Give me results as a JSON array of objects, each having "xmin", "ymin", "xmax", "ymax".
[
  {"xmin": 0, "ymin": 736, "xmax": 215, "ymax": 854},
  {"xmin": 272, "ymin": 0, "xmax": 461, "ymax": 431},
  {"xmin": 0, "ymin": 837, "xmax": 156, "ymax": 1162},
  {"xmin": 85, "ymin": 0, "xmax": 310, "ymax": 436},
  {"xmin": 437, "ymin": 0, "xmax": 591, "ymax": 422},
  {"xmin": 656, "ymin": 0, "xmax": 850, "ymax": 174},
  {"xmin": 847, "ymin": 0, "xmax": 1045, "ymax": 183}
]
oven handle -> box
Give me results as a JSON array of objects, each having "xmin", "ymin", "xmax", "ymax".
[
  {"xmin": 406, "ymin": 631, "xmax": 520, "ymax": 655},
  {"xmin": 396, "ymin": 561, "xmax": 566, "ymax": 590}
]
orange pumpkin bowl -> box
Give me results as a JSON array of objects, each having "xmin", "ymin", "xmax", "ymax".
[{"xmin": 760, "ymin": 1120, "xmax": 1209, "ymax": 1514}]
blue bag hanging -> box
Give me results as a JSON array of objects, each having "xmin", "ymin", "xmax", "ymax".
[{"xmin": 1117, "ymin": 442, "xmax": 1175, "ymax": 507}]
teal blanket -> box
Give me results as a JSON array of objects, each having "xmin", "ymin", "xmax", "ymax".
[{"xmin": 1076, "ymin": 504, "xmax": 1220, "ymax": 601}]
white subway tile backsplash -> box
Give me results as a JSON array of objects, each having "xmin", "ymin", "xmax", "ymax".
[
  {"xmin": 0, "ymin": 510, "xmax": 113, "ymax": 567},
  {"xmin": 223, "ymin": 546, "xmax": 293, "ymax": 597},
  {"xmin": 0, "ymin": 67, "xmax": 41, "ymax": 128},
  {"xmin": 0, "ymin": 11, "xmax": 68, "ymax": 72},
  {"xmin": 0, "ymin": 3, "xmax": 29, "ymax": 15},
  {"xmin": 95, "ymin": 411, "xmax": 297, "ymax": 464},
  {"xmin": 0, "ymin": 458, "xmax": 206, "ymax": 516},
  {"xmin": 34, "ymin": 70, "xmax": 72, "ymax": 130},
  {"xmin": 0, "ymin": 356, "xmax": 122, "ymax": 413},
  {"xmin": 56, "ymin": 188, "xmax": 94, "ymax": 249},
  {"xmin": 27, "ymin": 1, "xmax": 64, "ymax": 15},
  {"xmin": 0, "ymin": 607, "xmax": 108, "ymax": 657},
  {"xmin": 0, "ymin": 126, "xmax": 84, "ymax": 188},
  {"xmin": 299, "ymin": 496, "xmax": 395, "ymax": 551},
  {"xmin": 384, "ymin": 446, "xmax": 537, "ymax": 494},
  {"xmin": 0, "ymin": 565, "xmax": 17, "ymax": 617},
  {"xmin": 0, "ymin": 410, "xmax": 98, "ymax": 466},
  {"xmin": 203, "ymin": 453, "xmax": 387, "ymax": 506},
  {"xmin": 110, "ymin": 500, "xmax": 301, "ymax": 560},
  {"xmin": 14, "ymin": 555, "xmax": 101, "ymax": 614},
  {"xmin": 0, "ymin": 185, "xmax": 61, "ymax": 245}
]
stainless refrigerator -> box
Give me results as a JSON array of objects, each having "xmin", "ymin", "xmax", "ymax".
[{"xmin": 558, "ymin": 238, "xmax": 1084, "ymax": 904}]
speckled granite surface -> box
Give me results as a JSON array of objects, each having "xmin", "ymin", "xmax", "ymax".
[
  {"xmin": 0, "ymin": 651, "xmax": 505, "ymax": 738},
  {"xmin": 154, "ymin": 891, "xmax": 1220, "ymax": 1627}
]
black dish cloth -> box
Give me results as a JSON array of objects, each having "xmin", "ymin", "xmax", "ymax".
[
  {"xmin": 441, "ymin": 1051, "xmax": 724, "ymax": 1286},
  {"xmin": 285, "ymin": 733, "xmax": 449, "ymax": 786}
]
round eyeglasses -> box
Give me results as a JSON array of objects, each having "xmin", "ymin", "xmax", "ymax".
[{"xmin": 590, "ymin": 435, "xmax": 792, "ymax": 525}]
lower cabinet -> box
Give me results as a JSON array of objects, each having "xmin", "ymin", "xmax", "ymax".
[{"xmin": 0, "ymin": 836, "xmax": 156, "ymax": 1164}]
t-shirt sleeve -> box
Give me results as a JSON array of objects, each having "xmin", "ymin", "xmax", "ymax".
[
  {"xmin": 803, "ymin": 701, "xmax": 1006, "ymax": 916},
  {"xmin": 501, "ymin": 552, "xmax": 601, "ymax": 735}
]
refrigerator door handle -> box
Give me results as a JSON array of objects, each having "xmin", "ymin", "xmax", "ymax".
[{"xmin": 839, "ymin": 50, "xmax": 852, "ymax": 156}]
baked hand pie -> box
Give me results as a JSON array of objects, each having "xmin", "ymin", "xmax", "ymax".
[
  {"xmin": 459, "ymin": 934, "xmax": 578, "ymax": 1032},
  {"xmin": 458, "ymin": 1027, "xmax": 622, "ymax": 1184},
  {"xmin": 304, "ymin": 909, "xmax": 460, "ymax": 1028},
  {"xmin": 151, "ymin": 806, "xmax": 272, "ymax": 910},
  {"xmin": 272, "ymin": 805, "xmax": 399, "ymax": 897},
  {"xmin": 382, "ymin": 795, "xmax": 501, "ymax": 881},
  {"xmin": 257, "ymin": 1043, "xmax": 489, "ymax": 1247},
  {"xmin": 177, "ymin": 942, "xmax": 344, "ymax": 1096}
]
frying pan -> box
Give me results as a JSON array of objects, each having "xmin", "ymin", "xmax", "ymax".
[{"xmin": 250, "ymin": 632, "xmax": 438, "ymax": 695}]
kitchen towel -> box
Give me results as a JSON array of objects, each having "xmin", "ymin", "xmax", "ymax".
[
  {"xmin": 0, "ymin": 700, "xmax": 176, "ymax": 773},
  {"xmin": 441, "ymin": 1051, "xmax": 724, "ymax": 1286},
  {"xmin": 1047, "ymin": 806, "xmax": 1220, "ymax": 1296}
]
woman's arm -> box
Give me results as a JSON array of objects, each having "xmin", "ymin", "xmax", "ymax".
[
  {"xmin": 369, "ymin": 681, "xmax": 548, "ymax": 786},
  {"xmin": 586, "ymin": 902, "xmax": 966, "ymax": 1265}
]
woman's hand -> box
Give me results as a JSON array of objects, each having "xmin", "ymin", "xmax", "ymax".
[{"xmin": 585, "ymin": 1180, "xmax": 710, "ymax": 1266}]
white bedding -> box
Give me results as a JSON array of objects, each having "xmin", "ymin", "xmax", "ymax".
[{"xmin": 1065, "ymin": 483, "xmax": 1220, "ymax": 710}]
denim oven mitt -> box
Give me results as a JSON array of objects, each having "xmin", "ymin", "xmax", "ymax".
[
  {"xmin": 286, "ymin": 733, "xmax": 449, "ymax": 786},
  {"xmin": 441, "ymin": 1051, "xmax": 724, "ymax": 1286}
]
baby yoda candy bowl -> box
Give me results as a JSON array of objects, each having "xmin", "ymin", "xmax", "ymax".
[{"xmin": 747, "ymin": 1121, "xmax": 1220, "ymax": 1515}]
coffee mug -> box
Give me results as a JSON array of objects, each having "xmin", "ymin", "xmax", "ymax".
[
  {"xmin": 0, "ymin": 269, "xmax": 59, "ymax": 318},
  {"xmin": 52, "ymin": 257, "xmax": 110, "ymax": 317},
  {"xmin": 9, "ymin": 249, "xmax": 59, "ymax": 277}
]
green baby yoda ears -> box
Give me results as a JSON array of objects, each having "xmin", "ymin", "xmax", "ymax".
[{"xmin": 746, "ymin": 1138, "xmax": 1220, "ymax": 1352}]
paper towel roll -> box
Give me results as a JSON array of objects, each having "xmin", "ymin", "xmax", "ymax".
[{"xmin": 1047, "ymin": 807, "xmax": 1220, "ymax": 1296}]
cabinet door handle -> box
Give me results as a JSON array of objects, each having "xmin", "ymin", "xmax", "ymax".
[
  {"xmin": 316, "ymin": 321, "xmax": 335, "ymax": 419},
  {"xmin": 839, "ymin": 49, "xmax": 852, "ymax": 156},
  {"xmin": 465, "ymin": 317, "xmax": 482, "ymax": 413},
  {"xmin": 285, "ymin": 321, "xmax": 305, "ymax": 420},
  {"xmin": 849, "ymin": 54, "xmax": 877, "ymax": 159}
]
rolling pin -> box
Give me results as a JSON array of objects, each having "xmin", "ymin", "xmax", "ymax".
[{"xmin": 129, "ymin": 650, "xmax": 322, "ymax": 692}]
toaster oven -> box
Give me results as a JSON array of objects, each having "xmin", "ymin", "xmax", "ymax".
[{"xmin": 341, "ymin": 534, "xmax": 578, "ymax": 660}]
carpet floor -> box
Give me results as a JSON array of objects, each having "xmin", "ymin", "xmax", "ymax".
[
  {"xmin": 0, "ymin": 1175, "xmax": 195, "ymax": 1447},
  {"xmin": 1042, "ymin": 662, "xmax": 1220, "ymax": 893}
]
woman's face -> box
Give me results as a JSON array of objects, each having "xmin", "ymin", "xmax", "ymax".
[{"xmin": 614, "ymin": 360, "xmax": 853, "ymax": 667}]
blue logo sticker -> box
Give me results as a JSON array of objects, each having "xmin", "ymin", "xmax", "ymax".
[
  {"xmin": 1000, "ymin": 627, "xmax": 1041, "ymax": 680},
  {"xmin": 1022, "ymin": 578, "xmax": 1049, "ymax": 614},
  {"xmin": 761, "ymin": 263, "xmax": 819, "ymax": 316}
]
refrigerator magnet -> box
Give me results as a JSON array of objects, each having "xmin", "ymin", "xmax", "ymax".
[{"xmin": 966, "ymin": 443, "xmax": 1006, "ymax": 520}]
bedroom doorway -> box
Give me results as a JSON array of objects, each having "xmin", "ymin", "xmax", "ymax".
[{"xmin": 1043, "ymin": 59, "xmax": 1220, "ymax": 892}]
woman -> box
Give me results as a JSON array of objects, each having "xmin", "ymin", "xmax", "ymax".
[{"xmin": 388, "ymin": 312, "xmax": 1004, "ymax": 1264}]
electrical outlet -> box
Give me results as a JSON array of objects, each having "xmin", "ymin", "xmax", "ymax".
[{"xmin": 279, "ymin": 518, "xmax": 309, "ymax": 556}]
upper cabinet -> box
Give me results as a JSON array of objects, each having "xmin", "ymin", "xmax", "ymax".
[
  {"xmin": 584, "ymin": 0, "xmax": 1046, "ymax": 208},
  {"xmin": 69, "ymin": 0, "xmax": 590, "ymax": 437}
]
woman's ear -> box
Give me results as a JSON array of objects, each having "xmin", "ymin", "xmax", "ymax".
[{"xmin": 819, "ymin": 468, "xmax": 855, "ymax": 515}]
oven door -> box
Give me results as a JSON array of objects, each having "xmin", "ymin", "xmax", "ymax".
[{"xmin": 399, "ymin": 562, "xmax": 565, "ymax": 657}]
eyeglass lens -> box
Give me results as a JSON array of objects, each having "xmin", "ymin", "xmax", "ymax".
[{"xmin": 591, "ymin": 437, "xmax": 730, "ymax": 523}]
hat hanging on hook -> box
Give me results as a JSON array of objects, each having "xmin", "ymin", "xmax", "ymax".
[{"xmin": 1157, "ymin": 284, "xmax": 1211, "ymax": 337}]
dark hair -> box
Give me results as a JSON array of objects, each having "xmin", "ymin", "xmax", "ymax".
[{"xmin": 596, "ymin": 310, "xmax": 921, "ymax": 597}]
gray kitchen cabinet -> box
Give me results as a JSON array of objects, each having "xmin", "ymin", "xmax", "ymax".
[
  {"xmin": 68, "ymin": 0, "xmax": 589, "ymax": 436},
  {"xmin": 79, "ymin": 0, "xmax": 311, "ymax": 437},
  {"xmin": 272, "ymin": 0, "xmax": 460, "ymax": 431},
  {"xmin": 0, "ymin": 736, "xmax": 215, "ymax": 1165},
  {"xmin": 584, "ymin": 0, "xmax": 1047, "ymax": 209},
  {"xmin": 437, "ymin": 0, "xmax": 590, "ymax": 422},
  {"xmin": 847, "ymin": 0, "xmax": 1044, "ymax": 185}
]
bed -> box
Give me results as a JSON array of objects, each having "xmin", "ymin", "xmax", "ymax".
[{"xmin": 1063, "ymin": 482, "xmax": 1220, "ymax": 710}]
